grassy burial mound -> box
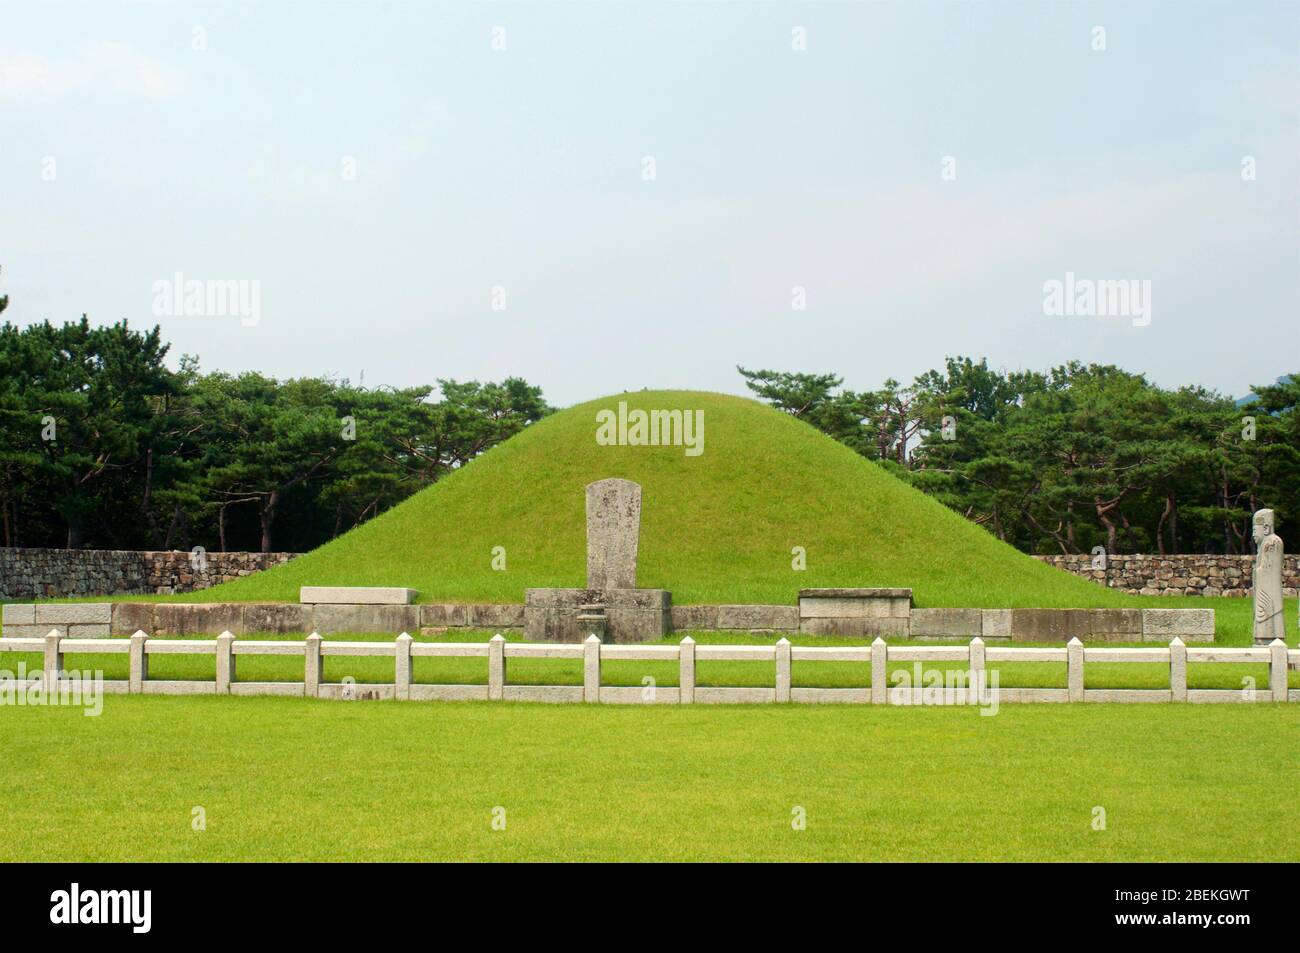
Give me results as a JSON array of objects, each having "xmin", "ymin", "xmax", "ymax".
[{"xmin": 190, "ymin": 390, "xmax": 1134, "ymax": 608}]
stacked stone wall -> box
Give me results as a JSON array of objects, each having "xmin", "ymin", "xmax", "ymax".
[
  {"xmin": 0, "ymin": 548, "xmax": 297, "ymax": 600},
  {"xmin": 1035, "ymin": 554, "xmax": 1299, "ymax": 597}
]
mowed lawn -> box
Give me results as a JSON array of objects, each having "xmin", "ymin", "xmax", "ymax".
[
  {"xmin": 3, "ymin": 615, "xmax": 1296, "ymax": 862},
  {"xmin": 0, "ymin": 697, "xmax": 1295, "ymax": 862}
]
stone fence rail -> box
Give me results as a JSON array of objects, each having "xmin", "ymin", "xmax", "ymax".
[
  {"xmin": 0, "ymin": 548, "xmax": 298, "ymax": 601},
  {"xmin": 1035, "ymin": 553, "xmax": 1300, "ymax": 597},
  {"xmin": 1, "ymin": 631, "xmax": 1293, "ymax": 705}
]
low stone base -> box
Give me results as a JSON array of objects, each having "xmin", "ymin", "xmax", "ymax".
[
  {"xmin": 800, "ymin": 617, "xmax": 908, "ymax": 637},
  {"xmin": 311, "ymin": 604, "xmax": 420, "ymax": 635},
  {"xmin": 0, "ymin": 597, "xmax": 1221, "ymax": 645},
  {"xmin": 525, "ymin": 588, "xmax": 671, "ymax": 643},
  {"xmin": 300, "ymin": 586, "xmax": 417, "ymax": 605},
  {"xmin": 1, "ymin": 601, "xmax": 523, "ymax": 637},
  {"xmin": 797, "ymin": 587, "xmax": 911, "ymax": 637},
  {"xmin": 910, "ymin": 607, "xmax": 982, "ymax": 638},
  {"xmin": 718, "ymin": 604, "xmax": 799, "ymax": 631},
  {"xmin": 1006, "ymin": 607, "xmax": 1213, "ymax": 643},
  {"xmin": 2, "ymin": 602, "xmax": 112, "ymax": 638}
]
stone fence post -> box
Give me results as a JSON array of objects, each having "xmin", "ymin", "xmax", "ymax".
[
  {"xmin": 1169, "ymin": 637, "xmax": 1186, "ymax": 702},
  {"xmin": 679, "ymin": 637, "xmax": 695, "ymax": 704},
  {"xmin": 775, "ymin": 638, "xmax": 792, "ymax": 703},
  {"xmin": 43, "ymin": 630, "xmax": 63, "ymax": 686},
  {"xmin": 969, "ymin": 637, "xmax": 985, "ymax": 679},
  {"xmin": 304, "ymin": 633, "xmax": 322, "ymax": 698},
  {"xmin": 584, "ymin": 635, "xmax": 601, "ymax": 703},
  {"xmin": 871, "ymin": 638, "xmax": 887, "ymax": 704},
  {"xmin": 1270, "ymin": 639, "xmax": 1288, "ymax": 702},
  {"xmin": 215, "ymin": 631, "xmax": 235, "ymax": 694},
  {"xmin": 488, "ymin": 634, "xmax": 506, "ymax": 701},
  {"xmin": 395, "ymin": 632, "xmax": 412, "ymax": 701},
  {"xmin": 129, "ymin": 631, "xmax": 149, "ymax": 694},
  {"xmin": 1067, "ymin": 638, "xmax": 1084, "ymax": 702}
]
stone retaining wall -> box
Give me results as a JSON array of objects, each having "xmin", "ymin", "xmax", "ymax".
[
  {"xmin": 1, "ymin": 601, "xmax": 523, "ymax": 638},
  {"xmin": 668, "ymin": 604, "xmax": 1214, "ymax": 643},
  {"xmin": 1035, "ymin": 553, "xmax": 1300, "ymax": 597},
  {"xmin": 4, "ymin": 601, "xmax": 1216, "ymax": 644},
  {"xmin": 0, "ymin": 548, "xmax": 298, "ymax": 600}
]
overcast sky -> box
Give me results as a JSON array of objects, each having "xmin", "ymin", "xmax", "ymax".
[{"xmin": 2, "ymin": 1, "xmax": 1297, "ymax": 406}]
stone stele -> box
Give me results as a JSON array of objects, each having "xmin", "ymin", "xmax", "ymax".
[
  {"xmin": 586, "ymin": 478, "xmax": 641, "ymax": 590},
  {"xmin": 1251, "ymin": 508, "xmax": 1285, "ymax": 646}
]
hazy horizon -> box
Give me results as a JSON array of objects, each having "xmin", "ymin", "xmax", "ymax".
[{"xmin": 3, "ymin": 1, "xmax": 1297, "ymax": 405}]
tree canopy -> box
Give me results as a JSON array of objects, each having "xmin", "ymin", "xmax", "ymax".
[
  {"xmin": 741, "ymin": 359, "xmax": 1298, "ymax": 556},
  {"xmin": 0, "ymin": 317, "xmax": 550, "ymax": 551},
  {"xmin": 1, "ymin": 309, "xmax": 1292, "ymax": 557}
]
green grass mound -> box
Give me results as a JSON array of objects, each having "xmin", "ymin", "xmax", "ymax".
[{"xmin": 188, "ymin": 390, "xmax": 1138, "ymax": 608}]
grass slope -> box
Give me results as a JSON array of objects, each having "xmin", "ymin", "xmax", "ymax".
[
  {"xmin": 187, "ymin": 391, "xmax": 1140, "ymax": 608},
  {"xmin": 2, "ymin": 697, "xmax": 1294, "ymax": 861}
]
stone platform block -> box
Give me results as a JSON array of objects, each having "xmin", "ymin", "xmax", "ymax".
[
  {"xmin": 1087, "ymin": 608, "xmax": 1142, "ymax": 641},
  {"xmin": 671, "ymin": 605, "xmax": 719, "ymax": 631},
  {"xmin": 111, "ymin": 603, "xmax": 155, "ymax": 636},
  {"xmin": 421, "ymin": 604, "xmax": 470, "ymax": 627},
  {"xmin": 526, "ymin": 588, "xmax": 601, "ymax": 608},
  {"xmin": 2, "ymin": 625, "xmax": 59, "ymax": 639},
  {"xmin": 799, "ymin": 588, "xmax": 913, "ymax": 599},
  {"xmin": 716, "ymin": 605, "xmax": 799, "ymax": 631},
  {"xmin": 35, "ymin": 603, "xmax": 111, "ymax": 624},
  {"xmin": 1010, "ymin": 608, "xmax": 1093, "ymax": 643},
  {"xmin": 310, "ymin": 604, "xmax": 419, "ymax": 635},
  {"xmin": 798, "ymin": 588, "xmax": 911, "ymax": 635},
  {"xmin": 798, "ymin": 588, "xmax": 912, "ymax": 620},
  {"xmin": 525, "ymin": 588, "xmax": 669, "ymax": 643},
  {"xmin": 605, "ymin": 590, "xmax": 671, "ymax": 642},
  {"xmin": 524, "ymin": 606, "xmax": 572, "ymax": 643},
  {"xmin": 242, "ymin": 602, "xmax": 307, "ymax": 635},
  {"xmin": 153, "ymin": 603, "xmax": 246, "ymax": 637},
  {"xmin": 799, "ymin": 617, "xmax": 909, "ymax": 637},
  {"xmin": 469, "ymin": 604, "xmax": 525, "ymax": 629},
  {"xmin": 2, "ymin": 604, "xmax": 36, "ymax": 626},
  {"xmin": 1141, "ymin": 608, "xmax": 1215, "ymax": 642},
  {"xmin": 982, "ymin": 609, "xmax": 1012, "ymax": 639},
  {"xmin": 910, "ymin": 608, "xmax": 982, "ymax": 637},
  {"xmin": 299, "ymin": 586, "xmax": 417, "ymax": 605}
]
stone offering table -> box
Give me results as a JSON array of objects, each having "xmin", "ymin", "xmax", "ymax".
[{"xmin": 798, "ymin": 588, "xmax": 913, "ymax": 636}]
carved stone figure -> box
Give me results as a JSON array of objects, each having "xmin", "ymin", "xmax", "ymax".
[{"xmin": 1251, "ymin": 508, "xmax": 1285, "ymax": 646}]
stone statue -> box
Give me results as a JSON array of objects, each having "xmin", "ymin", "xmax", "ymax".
[{"xmin": 1251, "ymin": 508, "xmax": 1285, "ymax": 646}]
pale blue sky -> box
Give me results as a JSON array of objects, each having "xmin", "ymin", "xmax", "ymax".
[{"xmin": 2, "ymin": 0, "xmax": 1297, "ymax": 404}]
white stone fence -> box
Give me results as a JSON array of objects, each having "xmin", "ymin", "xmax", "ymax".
[{"xmin": 1, "ymin": 632, "xmax": 1295, "ymax": 705}]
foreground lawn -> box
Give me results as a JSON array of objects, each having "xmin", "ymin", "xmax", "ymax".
[{"xmin": 0, "ymin": 697, "xmax": 1294, "ymax": 862}]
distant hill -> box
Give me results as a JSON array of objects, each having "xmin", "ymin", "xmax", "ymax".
[{"xmin": 1236, "ymin": 374, "xmax": 1294, "ymax": 407}]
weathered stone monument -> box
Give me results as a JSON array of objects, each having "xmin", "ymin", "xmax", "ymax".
[
  {"xmin": 1251, "ymin": 508, "xmax": 1285, "ymax": 646},
  {"xmin": 523, "ymin": 478, "xmax": 671, "ymax": 643},
  {"xmin": 585, "ymin": 478, "xmax": 640, "ymax": 589}
]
